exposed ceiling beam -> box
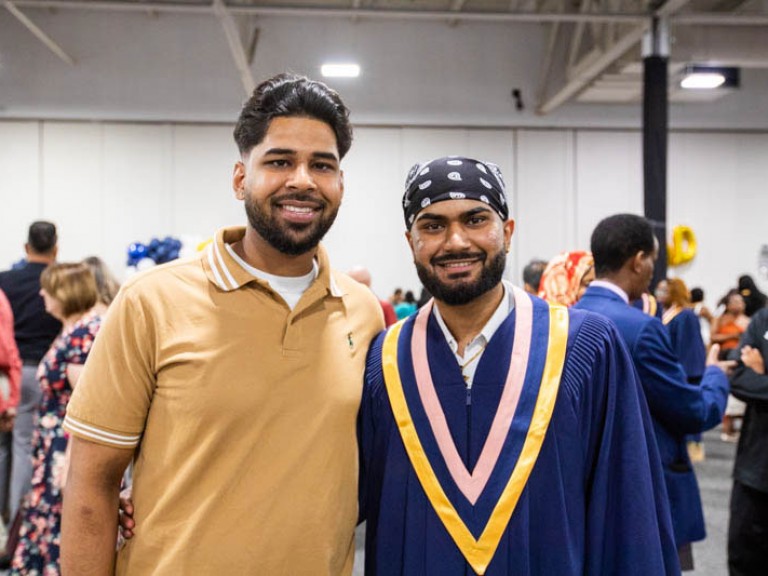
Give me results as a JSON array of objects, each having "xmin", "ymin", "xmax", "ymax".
[
  {"xmin": 11, "ymin": 1, "xmax": 768, "ymax": 26},
  {"xmin": 536, "ymin": 8, "xmax": 564, "ymax": 107},
  {"xmin": 567, "ymin": 0, "xmax": 593, "ymax": 73},
  {"xmin": 537, "ymin": 0, "xmax": 693, "ymax": 114},
  {"xmin": 211, "ymin": 0, "xmax": 255, "ymax": 95},
  {"xmin": 8, "ymin": 1, "xmax": 651, "ymax": 23},
  {"xmin": 13, "ymin": 1, "xmax": 768, "ymax": 26},
  {"xmin": 537, "ymin": 24, "xmax": 649, "ymax": 113},
  {"xmin": 4, "ymin": 0, "xmax": 75, "ymax": 64}
]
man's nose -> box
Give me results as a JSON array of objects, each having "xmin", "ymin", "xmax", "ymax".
[
  {"xmin": 287, "ymin": 163, "xmax": 317, "ymax": 190},
  {"xmin": 443, "ymin": 223, "xmax": 471, "ymax": 251}
]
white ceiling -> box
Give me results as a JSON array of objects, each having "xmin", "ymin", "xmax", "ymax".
[{"xmin": 1, "ymin": 0, "xmax": 767, "ymax": 128}]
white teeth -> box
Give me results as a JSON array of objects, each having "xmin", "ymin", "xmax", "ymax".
[
  {"xmin": 283, "ymin": 205, "xmax": 313, "ymax": 214},
  {"xmin": 444, "ymin": 261, "xmax": 474, "ymax": 268}
]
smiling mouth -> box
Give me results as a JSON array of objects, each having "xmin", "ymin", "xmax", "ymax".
[
  {"xmin": 439, "ymin": 259, "xmax": 480, "ymax": 269},
  {"xmin": 433, "ymin": 255, "xmax": 485, "ymax": 277},
  {"xmin": 281, "ymin": 205, "xmax": 317, "ymax": 215},
  {"xmin": 275, "ymin": 200, "xmax": 323, "ymax": 225}
]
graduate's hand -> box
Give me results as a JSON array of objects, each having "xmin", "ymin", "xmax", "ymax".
[
  {"xmin": 118, "ymin": 487, "xmax": 136, "ymax": 540},
  {"xmin": 741, "ymin": 346, "xmax": 766, "ymax": 374},
  {"xmin": 706, "ymin": 344, "xmax": 737, "ymax": 374}
]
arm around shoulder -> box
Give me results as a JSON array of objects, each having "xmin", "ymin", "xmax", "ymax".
[{"xmin": 61, "ymin": 436, "xmax": 134, "ymax": 576}]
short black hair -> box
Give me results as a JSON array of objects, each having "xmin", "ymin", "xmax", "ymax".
[
  {"xmin": 522, "ymin": 259, "xmax": 547, "ymax": 290},
  {"xmin": 591, "ymin": 213, "xmax": 655, "ymax": 276},
  {"xmin": 690, "ymin": 287, "xmax": 704, "ymax": 303},
  {"xmin": 27, "ymin": 221, "xmax": 57, "ymax": 254},
  {"xmin": 233, "ymin": 73, "xmax": 353, "ymax": 159}
]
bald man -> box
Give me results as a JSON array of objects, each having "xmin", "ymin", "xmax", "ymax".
[{"xmin": 348, "ymin": 266, "xmax": 397, "ymax": 327}]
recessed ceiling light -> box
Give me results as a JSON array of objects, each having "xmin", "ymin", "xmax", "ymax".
[
  {"xmin": 681, "ymin": 73, "xmax": 725, "ymax": 89},
  {"xmin": 321, "ymin": 63, "xmax": 360, "ymax": 78},
  {"xmin": 680, "ymin": 65, "xmax": 739, "ymax": 90}
]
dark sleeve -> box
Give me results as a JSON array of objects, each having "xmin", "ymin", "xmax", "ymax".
[
  {"xmin": 633, "ymin": 319, "xmax": 727, "ymax": 435},
  {"xmin": 358, "ymin": 330, "xmax": 387, "ymax": 524},
  {"xmin": 676, "ymin": 310, "xmax": 706, "ymax": 382},
  {"xmin": 575, "ymin": 314, "xmax": 679, "ymax": 575},
  {"xmin": 730, "ymin": 310, "xmax": 768, "ymax": 403}
]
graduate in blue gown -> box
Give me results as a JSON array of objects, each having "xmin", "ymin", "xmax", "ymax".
[
  {"xmin": 655, "ymin": 277, "xmax": 709, "ymax": 468},
  {"xmin": 655, "ymin": 278, "xmax": 706, "ymax": 384},
  {"xmin": 633, "ymin": 291, "xmax": 663, "ymax": 319},
  {"xmin": 359, "ymin": 158, "xmax": 679, "ymax": 576},
  {"xmin": 574, "ymin": 214, "xmax": 733, "ymax": 572}
]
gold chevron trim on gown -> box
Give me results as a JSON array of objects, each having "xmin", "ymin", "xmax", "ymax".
[{"xmin": 381, "ymin": 304, "xmax": 569, "ymax": 575}]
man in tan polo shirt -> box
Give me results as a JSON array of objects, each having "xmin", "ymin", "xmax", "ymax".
[{"xmin": 61, "ymin": 74, "xmax": 384, "ymax": 575}]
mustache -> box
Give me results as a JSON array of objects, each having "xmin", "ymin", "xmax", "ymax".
[
  {"xmin": 271, "ymin": 192, "xmax": 325, "ymax": 207},
  {"xmin": 431, "ymin": 252, "xmax": 486, "ymax": 266}
]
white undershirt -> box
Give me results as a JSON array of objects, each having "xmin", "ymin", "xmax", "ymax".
[
  {"xmin": 225, "ymin": 243, "xmax": 318, "ymax": 310},
  {"xmin": 432, "ymin": 280, "xmax": 516, "ymax": 389}
]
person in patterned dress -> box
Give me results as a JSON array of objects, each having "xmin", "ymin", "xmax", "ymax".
[{"xmin": 10, "ymin": 262, "xmax": 101, "ymax": 575}]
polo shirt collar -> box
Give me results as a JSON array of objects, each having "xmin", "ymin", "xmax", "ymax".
[{"xmin": 202, "ymin": 226, "xmax": 344, "ymax": 297}]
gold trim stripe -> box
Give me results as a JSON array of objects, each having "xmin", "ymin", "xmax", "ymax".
[{"xmin": 382, "ymin": 305, "xmax": 569, "ymax": 575}]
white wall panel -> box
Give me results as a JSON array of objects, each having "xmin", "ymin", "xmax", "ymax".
[
  {"xmin": 2, "ymin": 119, "xmax": 767, "ymax": 305},
  {"xmin": 41, "ymin": 122, "xmax": 103, "ymax": 265},
  {"xmin": 171, "ymin": 124, "xmax": 242, "ymax": 240},
  {"xmin": 323, "ymin": 127, "xmax": 412, "ymax": 300},
  {"xmin": 668, "ymin": 133, "xmax": 768, "ymax": 305},
  {"xmin": 101, "ymin": 124, "xmax": 173, "ymax": 276},
  {"xmin": 575, "ymin": 131, "xmax": 643, "ymax": 248},
  {"xmin": 515, "ymin": 130, "xmax": 575, "ymax": 283},
  {"xmin": 0, "ymin": 122, "xmax": 41, "ymax": 269}
]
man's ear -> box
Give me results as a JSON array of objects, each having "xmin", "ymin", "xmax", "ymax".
[
  {"xmin": 632, "ymin": 250, "xmax": 646, "ymax": 273},
  {"xmin": 503, "ymin": 218, "xmax": 515, "ymax": 253},
  {"xmin": 405, "ymin": 229, "xmax": 416, "ymax": 258},
  {"xmin": 233, "ymin": 161, "xmax": 246, "ymax": 200}
]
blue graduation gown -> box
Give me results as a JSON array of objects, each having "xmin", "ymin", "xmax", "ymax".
[
  {"xmin": 359, "ymin": 297, "xmax": 679, "ymax": 575},
  {"xmin": 665, "ymin": 308, "xmax": 706, "ymax": 384},
  {"xmin": 576, "ymin": 285, "xmax": 728, "ymax": 547}
]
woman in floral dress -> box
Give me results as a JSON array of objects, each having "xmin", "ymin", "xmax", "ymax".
[{"xmin": 10, "ymin": 262, "xmax": 101, "ymax": 575}]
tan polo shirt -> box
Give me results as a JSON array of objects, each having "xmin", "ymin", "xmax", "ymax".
[{"xmin": 64, "ymin": 226, "xmax": 384, "ymax": 575}]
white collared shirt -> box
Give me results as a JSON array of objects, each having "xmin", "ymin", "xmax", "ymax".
[
  {"xmin": 225, "ymin": 243, "xmax": 318, "ymax": 310},
  {"xmin": 589, "ymin": 279, "xmax": 630, "ymax": 304},
  {"xmin": 432, "ymin": 280, "xmax": 516, "ymax": 389}
]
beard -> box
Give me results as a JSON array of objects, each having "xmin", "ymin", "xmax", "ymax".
[
  {"xmin": 245, "ymin": 192, "xmax": 339, "ymax": 256},
  {"xmin": 415, "ymin": 249, "xmax": 507, "ymax": 306}
]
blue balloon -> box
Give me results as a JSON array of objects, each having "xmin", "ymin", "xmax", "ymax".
[{"xmin": 128, "ymin": 243, "xmax": 148, "ymax": 260}]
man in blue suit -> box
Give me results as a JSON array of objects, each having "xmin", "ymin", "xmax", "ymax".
[{"xmin": 574, "ymin": 213, "xmax": 733, "ymax": 572}]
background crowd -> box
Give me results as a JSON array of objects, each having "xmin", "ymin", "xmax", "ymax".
[{"xmin": 1, "ymin": 217, "xmax": 767, "ymax": 575}]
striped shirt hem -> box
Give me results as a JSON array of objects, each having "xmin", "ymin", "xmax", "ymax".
[{"xmin": 63, "ymin": 416, "xmax": 141, "ymax": 448}]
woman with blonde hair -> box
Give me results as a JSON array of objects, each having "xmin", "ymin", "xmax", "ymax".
[
  {"xmin": 10, "ymin": 263, "xmax": 103, "ymax": 575},
  {"xmin": 83, "ymin": 255, "xmax": 120, "ymax": 311}
]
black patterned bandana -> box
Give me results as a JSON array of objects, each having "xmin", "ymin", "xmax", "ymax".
[{"xmin": 402, "ymin": 156, "xmax": 509, "ymax": 229}]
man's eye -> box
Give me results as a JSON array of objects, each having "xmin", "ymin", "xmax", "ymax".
[
  {"xmin": 314, "ymin": 162, "xmax": 335, "ymax": 172},
  {"xmin": 468, "ymin": 216, "xmax": 487, "ymax": 225},
  {"xmin": 267, "ymin": 159, "xmax": 290, "ymax": 167}
]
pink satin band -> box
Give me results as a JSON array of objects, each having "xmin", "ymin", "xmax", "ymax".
[{"xmin": 411, "ymin": 286, "xmax": 533, "ymax": 505}]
